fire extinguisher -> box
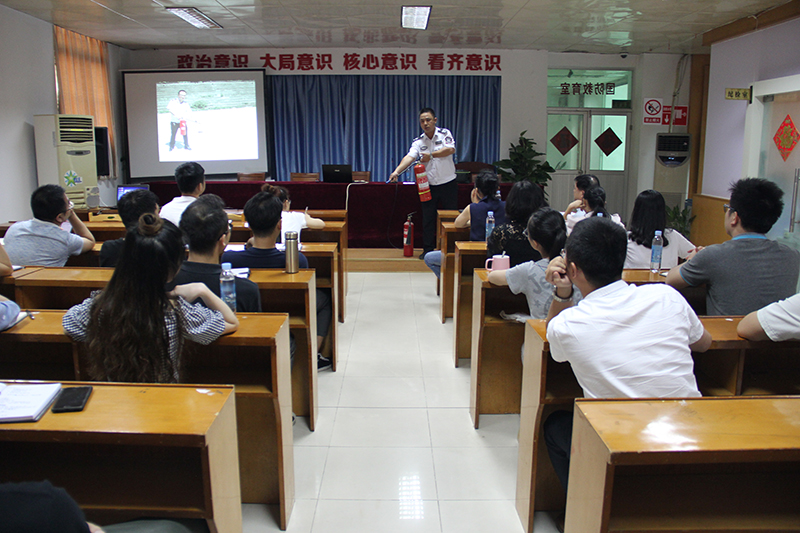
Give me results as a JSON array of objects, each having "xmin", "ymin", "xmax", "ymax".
[
  {"xmin": 414, "ymin": 162, "xmax": 432, "ymax": 202},
  {"xmin": 179, "ymin": 119, "xmax": 187, "ymax": 136},
  {"xmin": 403, "ymin": 212, "xmax": 415, "ymax": 257}
]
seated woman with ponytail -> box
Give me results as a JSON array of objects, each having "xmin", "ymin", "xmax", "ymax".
[
  {"xmin": 574, "ymin": 185, "xmax": 624, "ymax": 234},
  {"xmin": 63, "ymin": 213, "xmax": 238, "ymax": 383},
  {"xmin": 487, "ymin": 208, "xmax": 580, "ymax": 318}
]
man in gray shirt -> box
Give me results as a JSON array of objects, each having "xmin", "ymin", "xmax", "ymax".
[
  {"xmin": 5, "ymin": 184, "xmax": 95, "ymax": 267},
  {"xmin": 666, "ymin": 178, "xmax": 799, "ymax": 315}
]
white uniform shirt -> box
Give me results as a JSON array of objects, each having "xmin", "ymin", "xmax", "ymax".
[
  {"xmin": 757, "ymin": 293, "xmax": 800, "ymax": 341},
  {"xmin": 625, "ymin": 229, "xmax": 695, "ymax": 269},
  {"xmin": 160, "ymin": 196, "xmax": 197, "ymax": 227},
  {"xmin": 405, "ymin": 127, "xmax": 456, "ymax": 186},
  {"xmin": 547, "ymin": 280, "xmax": 704, "ymax": 399},
  {"xmin": 281, "ymin": 211, "xmax": 307, "ymax": 245},
  {"xmin": 168, "ymin": 98, "xmax": 192, "ymax": 122}
]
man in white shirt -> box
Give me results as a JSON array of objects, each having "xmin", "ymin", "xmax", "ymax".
[
  {"xmin": 542, "ymin": 216, "xmax": 711, "ymax": 494},
  {"xmin": 389, "ymin": 107, "xmax": 457, "ymax": 258},
  {"xmin": 159, "ymin": 162, "xmax": 205, "ymax": 227},
  {"xmin": 167, "ymin": 89, "xmax": 192, "ymax": 151},
  {"xmin": 737, "ymin": 293, "xmax": 800, "ymax": 341},
  {"xmin": 4, "ymin": 184, "xmax": 95, "ymax": 267}
]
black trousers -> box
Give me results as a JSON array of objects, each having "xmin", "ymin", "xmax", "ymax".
[
  {"xmin": 169, "ymin": 121, "xmax": 189, "ymax": 150},
  {"xmin": 421, "ymin": 179, "xmax": 458, "ymax": 253},
  {"xmin": 543, "ymin": 409, "xmax": 574, "ymax": 494}
]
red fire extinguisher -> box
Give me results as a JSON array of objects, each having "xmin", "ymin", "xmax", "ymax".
[
  {"xmin": 414, "ymin": 162, "xmax": 432, "ymax": 202},
  {"xmin": 179, "ymin": 119, "xmax": 187, "ymax": 136},
  {"xmin": 403, "ymin": 212, "xmax": 415, "ymax": 257}
]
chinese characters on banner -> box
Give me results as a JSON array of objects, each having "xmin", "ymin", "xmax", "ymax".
[
  {"xmin": 559, "ymin": 82, "xmax": 616, "ymax": 96},
  {"xmin": 176, "ymin": 52, "xmax": 502, "ymax": 72}
]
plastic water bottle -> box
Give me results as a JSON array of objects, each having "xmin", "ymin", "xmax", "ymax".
[
  {"xmin": 650, "ymin": 230, "xmax": 663, "ymax": 273},
  {"xmin": 220, "ymin": 262, "xmax": 237, "ymax": 312},
  {"xmin": 485, "ymin": 211, "xmax": 495, "ymax": 241}
]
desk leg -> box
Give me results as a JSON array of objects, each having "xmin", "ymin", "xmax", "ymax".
[{"xmin": 206, "ymin": 392, "xmax": 243, "ymax": 533}]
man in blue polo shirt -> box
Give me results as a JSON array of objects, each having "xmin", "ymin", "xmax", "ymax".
[{"xmin": 666, "ymin": 178, "xmax": 799, "ymax": 315}]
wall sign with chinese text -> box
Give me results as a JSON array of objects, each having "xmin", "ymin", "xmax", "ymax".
[
  {"xmin": 725, "ymin": 88, "xmax": 751, "ymax": 101},
  {"xmin": 643, "ymin": 98, "xmax": 663, "ymax": 124},
  {"xmin": 175, "ymin": 51, "xmax": 501, "ymax": 73}
]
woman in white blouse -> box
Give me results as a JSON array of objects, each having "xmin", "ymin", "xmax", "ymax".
[{"xmin": 624, "ymin": 189, "xmax": 696, "ymax": 269}]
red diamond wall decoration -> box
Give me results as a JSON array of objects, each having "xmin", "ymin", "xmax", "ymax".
[
  {"xmin": 550, "ymin": 127, "xmax": 579, "ymax": 156},
  {"xmin": 774, "ymin": 114, "xmax": 800, "ymax": 162},
  {"xmin": 594, "ymin": 127, "xmax": 622, "ymax": 157}
]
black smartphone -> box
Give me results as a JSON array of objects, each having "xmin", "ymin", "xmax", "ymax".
[{"xmin": 51, "ymin": 386, "xmax": 93, "ymax": 413}]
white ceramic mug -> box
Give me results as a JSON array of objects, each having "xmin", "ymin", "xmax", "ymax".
[{"xmin": 485, "ymin": 254, "xmax": 510, "ymax": 271}]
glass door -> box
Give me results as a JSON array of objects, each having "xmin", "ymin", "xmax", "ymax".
[{"xmin": 547, "ymin": 109, "xmax": 630, "ymax": 221}]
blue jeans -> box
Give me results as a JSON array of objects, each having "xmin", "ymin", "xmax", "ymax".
[{"xmin": 424, "ymin": 250, "xmax": 442, "ymax": 278}]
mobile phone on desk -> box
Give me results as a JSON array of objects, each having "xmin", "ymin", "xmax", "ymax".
[{"xmin": 51, "ymin": 386, "xmax": 93, "ymax": 413}]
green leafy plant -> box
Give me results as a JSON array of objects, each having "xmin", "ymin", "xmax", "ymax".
[
  {"xmin": 666, "ymin": 203, "xmax": 696, "ymax": 236},
  {"xmin": 494, "ymin": 131, "xmax": 556, "ymax": 187}
]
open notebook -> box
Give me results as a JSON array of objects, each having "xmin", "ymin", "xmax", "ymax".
[{"xmin": 0, "ymin": 382, "xmax": 62, "ymax": 423}]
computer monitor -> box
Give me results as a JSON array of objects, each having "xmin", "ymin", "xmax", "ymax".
[
  {"xmin": 321, "ymin": 164, "xmax": 353, "ymax": 183},
  {"xmin": 116, "ymin": 185, "xmax": 150, "ymax": 204}
]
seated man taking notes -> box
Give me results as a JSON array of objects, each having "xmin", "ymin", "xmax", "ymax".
[
  {"xmin": 543, "ymin": 216, "xmax": 711, "ymax": 494},
  {"xmin": 666, "ymin": 178, "xmax": 800, "ymax": 315}
]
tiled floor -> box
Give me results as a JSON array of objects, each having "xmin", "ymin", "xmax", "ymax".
[{"xmin": 243, "ymin": 272, "xmax": 560, "ymax": 533}]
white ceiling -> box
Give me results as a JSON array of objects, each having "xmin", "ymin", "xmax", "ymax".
[{"xmin": 0, "ymin": 0, "xmax": 790, "ymax": 53}]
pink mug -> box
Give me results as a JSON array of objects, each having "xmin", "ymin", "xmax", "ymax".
[{"xmin": 485, "ymin": 254, "xmax": 510, "ymax": 271}]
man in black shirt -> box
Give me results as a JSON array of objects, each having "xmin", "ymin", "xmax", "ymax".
[
  {"xmin": 172, "ymin": 194, "xmax": 261, "ymax": 312},
  {"xmin": 100, "ymin": 189, "xmax": 160, "ymax": 267}
]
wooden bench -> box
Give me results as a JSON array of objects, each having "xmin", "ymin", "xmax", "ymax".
[
  {"xmin": 568, "ymin": 397, "xmax": 800, "ymax": 533},
  {"xmin": 469, "ymin": 268, "xmax": 528, "ymax": 428},
  {"xmin": 0, "ymin": 311, "xmax": 294, "ymax": 528},
  {"xmin": 301, "ymin": 242, "xmax": 340, "ymax": 369},
  {"xmin": 514, "ymin": 316, "xmax": 800, "ymax": 533},
  {"xmin": 453, "ymin": 241, "xmax": 487, "ymax": 366},
  {"xmin": 439, "ymin": 222, "xmax": 470, "ymax": 321},
  {"xmin": 10, "ymin": 265, "xmax": 323, "ymax": 431},
  {"xmin": 0, "ymin": 381, "xmax": 242, "ymax": 533}
]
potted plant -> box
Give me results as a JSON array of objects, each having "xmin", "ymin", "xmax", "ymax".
[{"xmin": 494, "ymin": 131, "xmax": 556, "ymax": 187}]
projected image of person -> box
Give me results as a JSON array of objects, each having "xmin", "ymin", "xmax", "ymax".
[{"xmin": 168, "ymin": 90, "xmax": 192, "ymax": 151}]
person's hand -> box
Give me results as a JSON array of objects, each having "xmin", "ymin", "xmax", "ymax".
[
  {"xmin": 470, "ymin": 188, "xmax": 481, "ymax": 204},
  {"xmin": 168, "ymin": 282, "xmax": 209, "ymax": 302},
  {"xmin": 685, "ymin": 246, "xmax": 704, "ymax": 261},
  {"xmin": 420, "ymin": 153, "xmax": 432, "ymax": 163},
  {"xmin": 545, "ymin": 256, "xmax": 572, "ymax": 289},
  {"xmin": 88, "ymin": 522, "xmax": 106, "ymax": 533},
  {"xmin": 565, "ymin": 199, "xmax": 584, "ymax": 215},
  {"xmin": 388, "ymin": 171, "xmax": 399, "ymax": 182}
]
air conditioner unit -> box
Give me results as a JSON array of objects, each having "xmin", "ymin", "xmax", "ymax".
[
  {"xmin": 654, "ymin": 133, "xmax": 691, "ymax": 210},
  {"xmin": 34, "ymin": 115, "xmax": 98, "ymax": 209}
]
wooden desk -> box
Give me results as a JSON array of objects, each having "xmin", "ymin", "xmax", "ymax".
[
  {"xmin": 302, "ymin": 220, "xmax": 348, "ymax": 322},
  {"xmin": 0, "ymin": 311, "xmax": 295, "ymax": 528},
  {"xmin": 0, "ymin": 382, "xmax": 242, "ymax": 533},
  {"xmin": 0, "ymin": 267, "xmax": 41, "ymax": 299},
  {"xmin": 302, "ymin": 243, "xmax": 340, "ymax": 369},
  {"xmin": 436, "ymin": 209, "xmax": 460, "ymax": 251},
  {"xmin": 622, "ymin": 269, "xmax": 707, "ymax": 315},
  {"xmin": 453, "ymin": 241, "xmax": 487, "ymax": 367},
  {"xmin": 469, "ymin": 269, "xmax": 528, "ymax": 428},
  {"xmin": 514, "ymin": 317, "xmax": 800, "ymax": 532},
  {"xmin": 249, "ymin": 268, "xmax": 320, "ymax": 430},
  {"xmin": 439, "ymin": 222, "xmax": 470, "ymax": 322},
  {"xmin": 568, "ymin": 397, "xmax": 800, "ymax": 533},
  {"xmin": 11, "ymin": 265, "xmax": 323, "ymax": 431}
]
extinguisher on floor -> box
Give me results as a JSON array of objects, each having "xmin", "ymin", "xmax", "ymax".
[
  {"xmin": 413, "ymin": 162, "xmax": 432, "ymax": 202},
  {"xmin": 403, "ymin": 212, "xmax": 415, "ymax": 257}
]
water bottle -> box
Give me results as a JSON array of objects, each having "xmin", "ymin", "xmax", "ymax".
[
  {"xmin": 285, "ymin": 231, "xmax": 299, "ymax": 274},
  {"xmin": 485, "ymin": 211, "xmax": 495, "ymax": 241},
  {"xmin": 495, "ymin": 189, "xmax": 502, "ymax": 200},
  {"xmin": 220, "ymin": 262, "xmax": 237, "ymax": 312},
  {"xmin": 650, "ymin": 230, "xmax": 663, "ymax": 273}
]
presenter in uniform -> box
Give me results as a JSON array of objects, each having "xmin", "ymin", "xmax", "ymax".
[{"xmin": 389, "ymin": 107, "xmax": 457, "ymax": 258}]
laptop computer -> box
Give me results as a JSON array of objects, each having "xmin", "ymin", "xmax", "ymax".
[
  {"xmin": 116, "ymin": 185, "xmax": 150, "ymax": 204},
  {"xmin": 321, "ymin": 164, "xmax": 353, "ymax": 183}
]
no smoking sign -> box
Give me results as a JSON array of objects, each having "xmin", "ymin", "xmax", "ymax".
[{"xmin": 644, "ymin": 98, "xmax": 662, "ymax": 124}]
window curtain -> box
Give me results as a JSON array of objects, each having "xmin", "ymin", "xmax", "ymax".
[
  {"xmin": 54, "ymin": 26, "xmax": 115, "ymax": 176},
  {"xmin": 271, "ymin": 75, "xmax": 501, "ymax": 181}
]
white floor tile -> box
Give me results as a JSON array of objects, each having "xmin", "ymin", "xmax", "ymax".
[
  {"xmin": 311, "ymin": 499, "xmax": 442, "ymax": 533},
  {"xmin": 293, "ymin": 407, "xmax": 336, "ymax": 447},
  {"xmin": 330, "ymin": 408, "xmax": 431, "ymax": 447},
  {"xmin": 319, "ymin": 447, "xmax": 437, "ymax": 500},
  {"xmin": 428, "ymin": 410, "xmax": 520, "ymax": 448},
  {"xmin": 317, "ymin": 373, "xmax": 344, "ymax": 407},
  {"xmin": 338, "ymin": 377, "xmax": 427, "ymax": 408},
  {"xmin": 433, "ymin": 447, "xmax": 519, "ymax": 500},
  {"xmin": 424, "ymin": 377, "xmax": 471, "ymax": 408},
  {"xmin": 242, "ymin": 499, "xmax": 316, "ymax": 533},
  {"xmin": 293, "ymin": 446, "xmax": 330, "ymax": 499},
  {"xmin": 439, "ymin": 500, "xmax": 525, "ymax": 533},
  {"xmin": 345, "ymin": 352, "xmax": 424, "ymax": 378},
  {"xmin": 420, "ymin": 352, "xmax": 469, "ymax": 377}
]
